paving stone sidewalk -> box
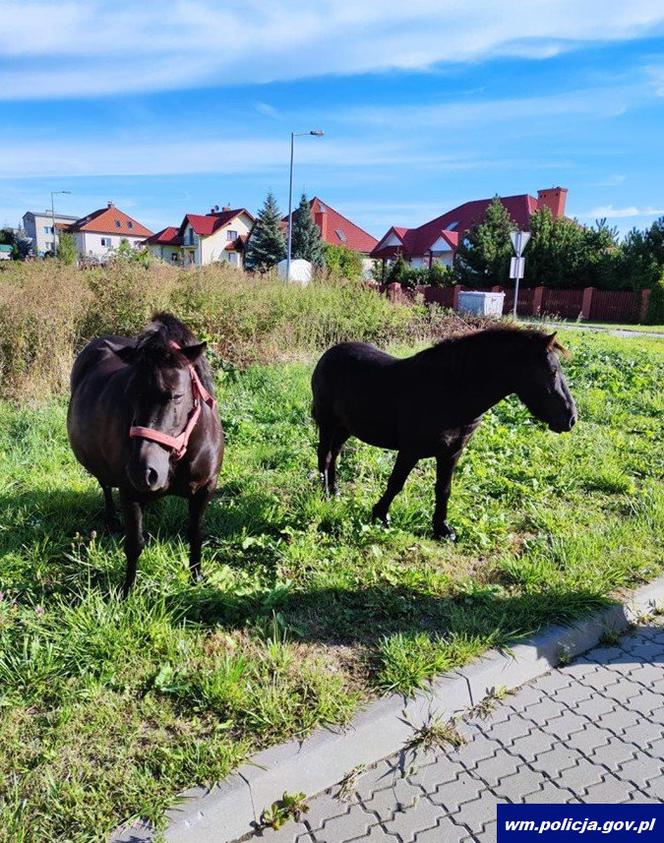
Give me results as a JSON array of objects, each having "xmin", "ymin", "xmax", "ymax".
[{"xmin": 237, "ymin": 620, "xmax": 664, "ymax": 843}]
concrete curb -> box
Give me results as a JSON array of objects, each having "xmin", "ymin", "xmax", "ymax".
[{"xmin": 110, "ymin": 576, "xmax": 664, "ymax": 843}]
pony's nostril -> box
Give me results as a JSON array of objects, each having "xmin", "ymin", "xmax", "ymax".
[{"xmin": 146, "ymin": 467, "xmax": 159, "ymax": 487}]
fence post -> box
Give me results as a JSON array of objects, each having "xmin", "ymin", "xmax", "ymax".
[
  {"xmin": 639, "ymin": 289, "xmax": 651, "ymax": 323},
  {"xmin": 386, "ymin": 282, "xmax": 402, "ymax": 303},
  {"xmin": 581, "ymin": 287, "xmax": 595, "ymax": 320},
  {"xmin": 532, "ymin": 286, "xmax": 544, "ymax": 316},
  {"xmin": 452, "ymin": 284, "xmax": 461, "ymax": 310}
]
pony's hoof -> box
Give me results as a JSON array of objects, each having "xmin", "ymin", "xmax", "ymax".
[
  {"xmin": 371, "ymin": 507, "xmax": 390, "ymax": 527},
  {"xmin": 433, "ymin": 523, "xmax": 456, "ymax": 542}
]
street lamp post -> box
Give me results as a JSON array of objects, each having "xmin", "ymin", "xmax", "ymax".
[
  {"xmin": 50, "ymin": 190, "xmax": 71, "ymax": 255},
  {"xmin": 286, "ymin": 129, "xmax": 324, "ymax": 281}
]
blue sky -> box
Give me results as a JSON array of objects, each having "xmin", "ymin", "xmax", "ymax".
[{"xmin": 1, "ymin": 1, "xmax": 663, "ymax": 238}]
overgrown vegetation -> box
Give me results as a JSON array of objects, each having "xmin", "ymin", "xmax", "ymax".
[
  {"xmin": 0, "ymin": 261, "xmax": 450, "ymax": 401},
  {"xmin": 0, "ymin": 321, "xmax": 662, "ymax": 839}
]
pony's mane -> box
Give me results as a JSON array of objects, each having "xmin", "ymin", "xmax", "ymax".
[
  {"xmin": 133, "ymin": 312, "xmax": 214, "ymax": 394},
  {"xmin": 430, "ymin": 323, "xmax": 567, "ymax": 355}
]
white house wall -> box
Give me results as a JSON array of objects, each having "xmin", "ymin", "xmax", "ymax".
[
  {"xmin": 77, "ymin": 232, "xmax": 146, "ymax": 259},
  {"xmin": 198, "ymin": 213, "xmax": 253, "ymax": 267}
]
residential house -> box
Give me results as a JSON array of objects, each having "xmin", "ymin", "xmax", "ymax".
[
  {"xmin": 371, "ymin": 187, "xmax": 568, "ymax": 269},
  {"xmin": 142, "ymin": 227, "xmax": 182, "ymax": 264},
  {"xmin": 22, "ymin": 210, "xmax": 80, "ymax": 256},
  {"xmin": 283, "ymin": 197, "xmax": 378, "ymax": 255},
  {"xmin": 59, "ymin": 202, "xmax": 153, "ymax": 261},
  {"xmin": 143, "ymin": 206, "xmax": 255, "ymax": 267}
]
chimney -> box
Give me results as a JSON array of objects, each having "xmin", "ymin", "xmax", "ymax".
[
  {"xmin": 314, "ymin": 204, "xmax": 328, "ymax": 241},
  {"xmin": 222, "ymin": 204, "xmax": 231, "ymax": 212},
  {"xmin": 537, "ymin": 187, "xmax": 568, "ymax": 219},
  {"xmin": 107, "ymin": 201, "xmax": 115, "ymax": 208}
]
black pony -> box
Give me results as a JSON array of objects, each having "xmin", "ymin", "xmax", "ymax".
[
  {"xmin": 67, "ymin": 313, "xmax": 223, "ymax": 595},
  {"xmin": 312, "ymin": 326, "xmax": 576, "ymax": 539}
]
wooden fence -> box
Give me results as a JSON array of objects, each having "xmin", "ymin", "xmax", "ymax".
[{"xmin": 373, "ymin": 282, "xmax": 651, "ymax": 324}]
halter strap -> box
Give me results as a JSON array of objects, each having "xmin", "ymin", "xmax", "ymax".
[{"xmin": 128, "ymin": 340, "xmax": 216, "ymax": 461}]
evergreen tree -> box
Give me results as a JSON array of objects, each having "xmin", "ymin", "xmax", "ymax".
[
  {"xmin": 455, "ymin": 196, "xmax": 516, "ymax": 285},
  {"xmin": 57, "ymin": 231, "xmax": 78, "ymax": 265},
  {"xmin": 291, "ymin": 194, "xmax": 324, "ymax": 266},
  {"xmin": 244, "ymin": 191, "xmax": 286, "ymax": 271}
]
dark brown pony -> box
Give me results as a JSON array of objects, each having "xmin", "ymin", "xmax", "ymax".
[
  {"xmin": 312, "ymin": 326, "xmax": 577, "ymax": 539},
  {"xmin": 67, "ymin": 313, "xmax": 223, "ymax": 595}
]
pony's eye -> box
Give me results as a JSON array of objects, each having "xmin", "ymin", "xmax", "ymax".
[{"xmin": 172, "ymin": 393, "xmax": 184, "ymax": 403}]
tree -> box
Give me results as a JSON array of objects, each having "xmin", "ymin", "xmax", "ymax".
[
  {"xmin": 526, "ymin": 207, "xmax": 584, "ymax": 288},
  {"xmin": 244, "ymin": 192, "xmax": 286, "ymax": 271},
  {"xmin": 323, "ymin": 242, "xmax": 363, "ymax": 280},
  {"xmin": 291, "ymin": 194, "xmax": 324, "ymax": 266},
  {"xmin": 56, "ymin": 231, "xmax": 78, "ymax": 265},
  {"xmin": 455, "ymin": 196, "xmax": 516, "ymax": 285},
  {"xmin": 0, "ymin": 226, "xmax": 32, "ymax": 260}
]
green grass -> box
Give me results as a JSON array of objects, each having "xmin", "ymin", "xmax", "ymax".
[
  {"xmin": 0, "ymin": 330, "xmax": 663, "ymax": 840},
  {"xmin": 530, "ymin": 318, "xmax": 664, "ymax": 334}
]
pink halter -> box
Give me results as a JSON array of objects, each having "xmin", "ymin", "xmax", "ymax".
[{"xmin": 128, "ymin": 341, "xmax": 216, "ymax": 461}]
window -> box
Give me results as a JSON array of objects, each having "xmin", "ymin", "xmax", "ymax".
[
  {"xmin": 446, "ymin": 221, "xmax": 459, "ymax": 231},
  {"xmin": 188, "ymin": 228, "xmax": 195, "ymax": 245},
  {"xmin": 115, "ymin": 220, "xmax": 121, "ymax": 228},
  {"xmin": 227, "ymin": 252, "xmax": 238, "ymax": 266},
  {"xmin": 43, "ymin": 225, "xmax": 53, "ymax": 234},
  {"xmin": 226, "ymin": 229, "xmax": 238, "ymax": 241},
  {"xmin": 101, "ymin": 237, "xmax": 112, "ymax": 247},
  {"xmin": 127, "ymin": 221, "xmax": 133, "ymax": 229},
  {"xmin": 335, "ymin": 228, "xmax": 347, "ymax": 243},
  {"xmin": 170, "ymin": 253, "xmax": 179, "ymax": 263}
]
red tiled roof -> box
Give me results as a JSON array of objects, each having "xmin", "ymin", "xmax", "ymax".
[
  {"xmin": 283, "ymin": 197, "xmax": 378, "ymax": 254},
  {"xmin": 64, "ymin": 204, "xmax": 153, "ymax": 237},
  {"xmin": 371, "ymin": 193, "xmax": 539, "ymax": 259},
  {"xmin": 143, "ymin": 226, "xmax": 182, "ymax": 246},
  {"xmin": 179, "ymin": 208, "xmax": 253, "ymax": 237}
]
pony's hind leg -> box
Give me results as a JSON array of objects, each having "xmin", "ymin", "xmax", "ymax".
[
  {"xmin": 119, "ymin": 491, "xmax": 144, "ymax": 597},
  {"xmin": 317, "ymin": 424, "xmax": 348, "ymax": 497},
  {"xmin": 326, "ymin": 428, "xmax": 349, "ymax": 498},
  {"xmin": 187, "ymin": 484, "xmax": 214, "ymax": 584},
  {"xmin": 101, "ymin": 484, "xmax": 121, "ymax": 534},
  {"xmin": 372, "ymin": 450, "xmax": 418, "ymax": 526}
]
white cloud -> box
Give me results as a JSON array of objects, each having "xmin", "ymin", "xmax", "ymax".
[
  {"xmin": 584, "ymin": 204, "xmax": 664, "ymax": 218},
  {"xmin": 255, "ymin": 102, "xmax": 281, "ymax": 119},
  {"xmin": 1, "ymin": 1, "xmax": 663, "ymax": 99}
]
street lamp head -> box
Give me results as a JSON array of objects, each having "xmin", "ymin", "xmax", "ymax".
[{"xmin": 310, "ymin": 129, "xmax": 324, "ymax": 136}]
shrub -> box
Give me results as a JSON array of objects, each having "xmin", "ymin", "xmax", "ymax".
[
  {"xmin": 323, "ymin": 243, "xmax": 363, "ymax": 280},
  {"xmin": 56, "ymin": 232, "xmax": 78, "ymax": 265}
]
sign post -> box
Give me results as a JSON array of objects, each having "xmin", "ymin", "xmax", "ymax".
[{"xmin": 509, "ymin": 230, "xmax": 531, "ymax": 319}]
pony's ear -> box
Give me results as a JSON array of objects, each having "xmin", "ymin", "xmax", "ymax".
[
  {"xmin": 545, "ymin": 332, "xmax": 558, "ymax": 352},
  {"xmin": 114, "ymin": 345, "xmax": 137, "ymax": 364},
  {"xmin": 181, "ymin": 342, "xmax": 207, "ymax": 363}
]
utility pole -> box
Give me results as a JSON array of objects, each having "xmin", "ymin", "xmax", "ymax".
[
  {"xmin": 286, "ymin": 129, "xmax": 324, "ymax": 280},
  {"xmin": 50, "ymin": 190, "xmax": 71, "ymax": 255}
]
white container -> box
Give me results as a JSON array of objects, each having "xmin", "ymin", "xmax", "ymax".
[
  {"xmin": 458, "ymin": 290, "xmax": 505, "ymax": 317},
  {"xmin": 277, "ymin": 258, "xmax": 313, "ymax": 285}
]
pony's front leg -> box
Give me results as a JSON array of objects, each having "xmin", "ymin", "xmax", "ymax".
[
  {"xmin": 432, "ymin": 451, "xmax": 461, "ymax": 541},
  {"xmin": 188, "ymin": 485, "xmax": 213, "ymax": 584},
  {"xmin": 120, "ymin": 492, "xmax": 145, "ymax": 597},
  {"xmin": 372, "ymin": 450, "xmax": 418, "ymax": 526}
]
